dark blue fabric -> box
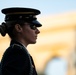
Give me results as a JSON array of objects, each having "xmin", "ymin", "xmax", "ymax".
[{"xmin": 1, "ymin": 40, "xmax": 37, "ymax": 75}]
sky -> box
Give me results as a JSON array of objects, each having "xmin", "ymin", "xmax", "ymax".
[{"xmin": 0, "ymin": 0, "xmax": 76, "ymax": 23}]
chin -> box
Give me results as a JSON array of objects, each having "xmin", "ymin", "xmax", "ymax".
[
  {"xmin": 32, "ymin": 42, "xmax": 36, "ymax": 44},
  {"xmin": 31, "ymin": 41, "xmax": 37, "ymax": 44}
]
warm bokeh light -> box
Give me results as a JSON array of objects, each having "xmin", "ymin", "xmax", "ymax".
[{"xmin": 0, "ymin": 11, "xmax": 76, "ymax": 75}]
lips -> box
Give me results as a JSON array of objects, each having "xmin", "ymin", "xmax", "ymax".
[{"xmin": 35, "ymin": 36, "xmax": 37, "ymax": 39}]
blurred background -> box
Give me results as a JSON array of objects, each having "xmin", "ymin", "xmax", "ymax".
[{"xmin": 0, "ymin": 0, "xmax": 76, "ymax": 75}]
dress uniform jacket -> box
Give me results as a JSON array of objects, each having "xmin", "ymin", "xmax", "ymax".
[{"xmin": 1, "ymin": 40, "xmax": 38, "ymax": 75}]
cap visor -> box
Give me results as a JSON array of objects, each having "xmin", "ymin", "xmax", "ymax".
[{"xmin": 31, "ymin": 20, "xmax": 42, "ymax": 27}]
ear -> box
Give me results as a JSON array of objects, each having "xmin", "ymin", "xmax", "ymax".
[{"xmin": 15, "ymin": 24, "xmax": 22, "ymax": 32}]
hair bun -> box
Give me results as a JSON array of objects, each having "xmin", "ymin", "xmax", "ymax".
[{"xmin": 0, "ymin": 22, "xmax": 7, "ymax": 36}]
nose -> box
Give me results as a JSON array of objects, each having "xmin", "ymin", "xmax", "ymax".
[{"xmin": 35, "ymin": 28, "xmax": 40, "ymax": 34}]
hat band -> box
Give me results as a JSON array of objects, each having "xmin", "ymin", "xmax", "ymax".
[
  {"xmin": 6, "ymin": 12, "xmax": 35, "ymax": 15},
  {"xmin": 5, "ymin": 14, "xmax": 37, "ymax": 21}
]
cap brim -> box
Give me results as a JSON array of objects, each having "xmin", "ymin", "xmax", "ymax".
[
  {"xmin": 31, "ymin": 20, "xmax": 42, "ymax": 27},
  {"xmin": 2, "ymin": 7, "xmax": 41, "ymax": 15}
]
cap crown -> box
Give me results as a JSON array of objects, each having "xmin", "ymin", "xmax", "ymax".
[{"xmin": 1, "ymin": 7, "xmax": 42, "ymax": 27}]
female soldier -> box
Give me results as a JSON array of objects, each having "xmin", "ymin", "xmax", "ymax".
[{"xmin": 0, "ymin": 7, "xmax": 42, "ymax": 75}]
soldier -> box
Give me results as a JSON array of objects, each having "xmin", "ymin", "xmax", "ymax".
[{"xmin": 0, "ymin": 7, "xmax": 42, "ymax": 75}]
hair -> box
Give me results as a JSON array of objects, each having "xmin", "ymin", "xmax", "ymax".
[
  {"xmin": 0, "ymin": 20, "xmax": 26, "ymax": 39},
  {"xmin": 0, "ymin": 22, "xmax": 7, "ymax": 36}
]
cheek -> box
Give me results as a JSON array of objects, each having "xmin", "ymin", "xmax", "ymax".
[
  {"xmin": 24, "ymin": 31, "xmax": 36, "ymax": 44},
  {"xmin": 23, "ymin": 29, "xmax": 35, "ymax": 39},
  {"xmin": 27, "ymin": 31, "xmax": 35, "ymax": 39},
  {"xmin": 21, "ymin": 25, "xmax": 36, "ymax": 43}
]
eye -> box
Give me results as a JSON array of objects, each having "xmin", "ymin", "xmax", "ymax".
[{"xmin": 30, "ymin": 25, "xmax": 37, "ymax": 30}]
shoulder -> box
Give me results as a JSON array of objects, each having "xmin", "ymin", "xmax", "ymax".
[
  {"xmin": 1, "ymin": 44, "xmax": 30, "ymax": 75},
  {"xmin": 5, "ymin": 44, "xmax": 24, "ymax": 53},
  {"xmin": 1, "ymin": 44, "xmax": 29, "ymax": 64},
  {"xmin": 2, "ymin": 44, "xmax": 27, "ymax": 59}
]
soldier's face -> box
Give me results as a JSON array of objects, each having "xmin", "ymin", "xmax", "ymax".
[{"xmin": 21, "ymin": 22, "xmax": 40, "ymax": 45}]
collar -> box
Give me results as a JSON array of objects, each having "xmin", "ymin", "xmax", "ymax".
[
  {"xmin": 10, "ymin": 40, "xmax": 30, "ymax": 54},
  {"xmin": 10, "ymin": 40, "xmax": 23, "ymax": 46}
]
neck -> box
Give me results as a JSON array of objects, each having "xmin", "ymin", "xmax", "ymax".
[{"xmin": 13, "ymin": 38, "xmax": 28, "ymax": 47}]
